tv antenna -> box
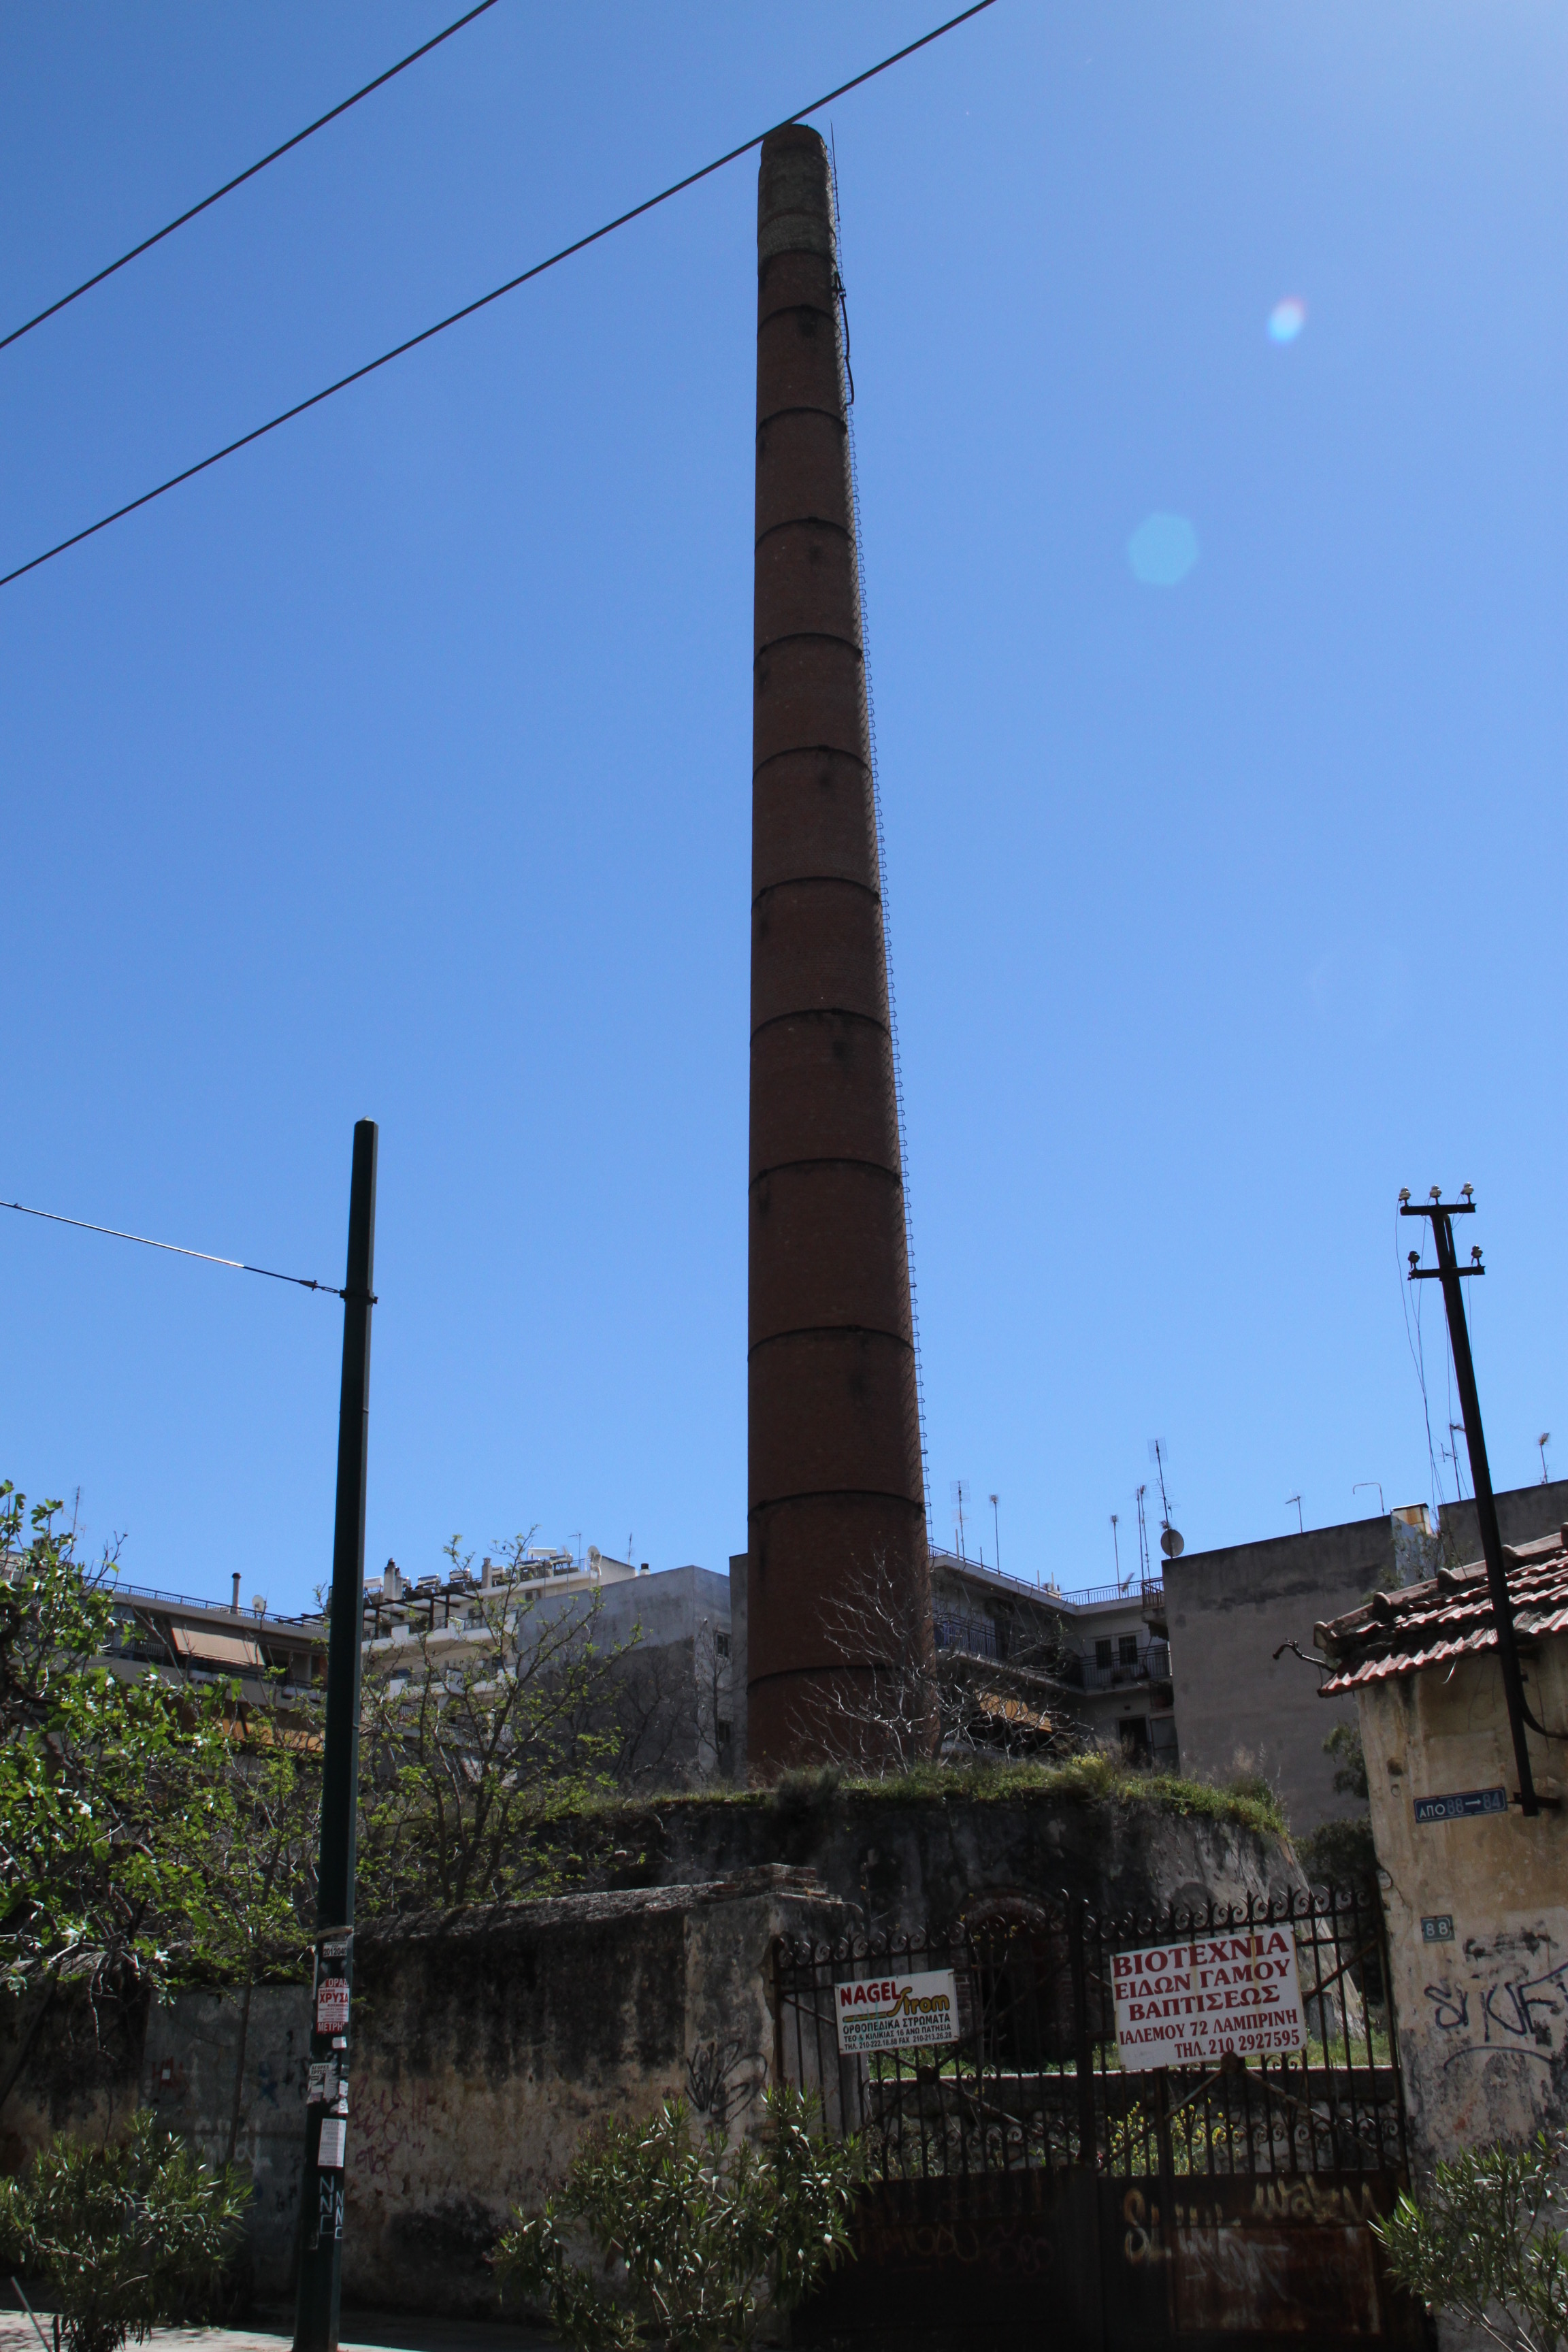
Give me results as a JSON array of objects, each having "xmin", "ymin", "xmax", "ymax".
[
  {"xmin": 951, "ymin": 1479, "xmax": 969, "ymax": 1561},
  {"xmin": 1286, "ymin": 1494, "xmax": 1303, "ymax": 1534},
  {"xmin": 1134, "ymin": 1483, "xmax": 1150, "ymax": 1580},
  {"xmin": 1110, "ymin": 1511, "xmax": 1122, "ymax": 1586},
  {"xmin": 989, "ymin": 1492, "xmax": 1001, "ymax": 1574},
  {"xmin": 1539, "ymin": 1434, "xmax": 1551, "ymax": 1485},
  {"xmin": 1148, "ymin": 1439, "xmax": 1183, "ymax": 1561}
]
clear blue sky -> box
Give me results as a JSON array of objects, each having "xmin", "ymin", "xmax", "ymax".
[{"xmin": 4, "ymin": 2, "xmax": 1564, "ymax": 1615}]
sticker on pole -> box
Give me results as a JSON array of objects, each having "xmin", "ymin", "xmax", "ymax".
[
  {"xmin": 317, "ymin": 2117, "xmax": 347, "ymax": 2170},
  {"xmin": 835, "ymin": 1970, "xmax": 961, "ymax": 2055},
  {"xmin": 1112, "ymin": 1929, "xmax": 1307, "ymax": 2065},
  {"xmin": 315, "ymin": 1975, "xmax": 350, "ymax": 2034}
]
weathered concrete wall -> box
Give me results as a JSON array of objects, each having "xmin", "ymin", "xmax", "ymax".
[
  {"xmin": 344, "ymin": 1868, "xmax": 845, "ymax": 2315},
  {"xmin": 1355, "ymin": 1635, "xmax": 1568, "ymax": 2177},
  {"xmin": 1168, "ymin": 1478, "xmax": 1568, "ymax": 1836},
  {"xmin": 142, "ymin": 1986, "xmax": 313, "ymax": 2298},
  {"xmin": 589, "ymin": 1778, "xmax": 1303, "ymax": 1929},
  {"xmin": 0, "ymin": 1984, "xmax": 146, "ymax": 2175},
  {"xmin": 74, "ymin": 1869, "xmax": 845, "ymax": 2317}
]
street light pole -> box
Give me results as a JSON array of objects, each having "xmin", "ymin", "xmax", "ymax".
[
  {"xmin": 294, "ymin": 1120, "xmax": 378, "ymax": 2352},
  {"xmin": 1402, "ymin": 1188, "xmax": 1537, "ymax": 1817}
]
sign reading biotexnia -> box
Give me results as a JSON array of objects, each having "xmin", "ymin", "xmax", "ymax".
[
  {"xmin": 835, "ymin": 1970, "xmax": 960, "ymax": 2055},
  {"xmin": 1113, "ymin": 1930, "xmax": 1307, "ymax": 2066}
]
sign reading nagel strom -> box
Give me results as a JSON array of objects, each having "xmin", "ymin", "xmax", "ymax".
[
  {"xmin": 835, "ymin": 1970, "xmax": 961, "ymax": 2055},
  {"xmin": 1113, "ymin": 1930, "xmax": 1307, "ymax": 2066}
]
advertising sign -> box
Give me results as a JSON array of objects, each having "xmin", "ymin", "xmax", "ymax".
[
  {"xmin": 835, "ymin": 1969, "xmax": 961, "ymax": 2055},
  {"xmin": 315, "ymin": 1975, "xmax": 350, "ymax": 2034},
  {"xmin": 1112, "ymin": 1928, "xmax": 1307, "ymax": 2066}
]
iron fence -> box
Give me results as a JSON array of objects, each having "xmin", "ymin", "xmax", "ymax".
[{"xmin": 773, "ymin": 1884, "xmax": 1405, "ymax": 2191}]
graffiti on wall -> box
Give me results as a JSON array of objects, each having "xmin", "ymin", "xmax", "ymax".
[{"xmin": 1421, "ymin": 1931, "xmax": 1568, "ymax": 2072}]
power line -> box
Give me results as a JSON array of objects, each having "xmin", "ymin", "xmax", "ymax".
[
  {"xmin": 3, "ymin": 1196, "xmax": 349, "ymax": 1298},
  {"xmin": 0, "ymin": 0, "xmax": 505, "ymax": 357},
  {"xmin": 0, "ymin": 0, "xmax": 999, "ymax": 595}
]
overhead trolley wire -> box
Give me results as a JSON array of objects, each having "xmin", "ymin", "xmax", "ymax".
[
  {"xmin": 3, "ymin": 1196, "xmax": 353, "ymax": 1299},
  {"xmin": 0, "ymin": 0, "xmax": 505, "ymax": 357},
  {"xmin": 0, "ymin": 0, "xmax": 998, "ymax": 594}
]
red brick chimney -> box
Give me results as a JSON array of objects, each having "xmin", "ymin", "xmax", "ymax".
[{"xmin": 747, "ymin": 123, "xmax": 930, "ymax": 1771}]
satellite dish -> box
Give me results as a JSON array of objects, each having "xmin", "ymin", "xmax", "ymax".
[{"xmin": 1160, "ymin": 1527, "xmax": 1185, "ymax": 1559}]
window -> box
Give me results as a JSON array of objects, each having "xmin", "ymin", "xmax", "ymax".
[
  {"xmin": 1149, "ymin": 1716, "xmax": 1179, "ymax": 1765},
  {"xmin": 717, "ymin": 1718, "xmax": 732, "ymax": 1745},
  {"xmin": 715, "ymin": 1632, "xmax": 731, "ymax": 1658},
  {"xmin": 1094, "ymin": 1637, "xmax": 1113, "ymax": 1671},
  {"xmin": 1118, "ymin": 1634, "xmax": 1139, "ymax": 1668},
  {"xmin": 1118, "ymin": 1717, "xmax": 1151, "ymax": 1762}
]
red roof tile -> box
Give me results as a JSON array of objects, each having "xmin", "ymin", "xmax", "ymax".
[{"xmin": 1316, "ymin": 1531, "xmax": 1568, "ymax": 1693}]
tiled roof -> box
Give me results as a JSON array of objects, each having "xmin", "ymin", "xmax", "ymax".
[{"xmin": 1316, "ymin": 1531, "xmax": 1568, "ymax": 1693}]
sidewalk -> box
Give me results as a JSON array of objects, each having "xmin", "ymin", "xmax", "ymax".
[{"xmin": 1, "ymin": 2315, "xmax": 559, "ymax": 2352}]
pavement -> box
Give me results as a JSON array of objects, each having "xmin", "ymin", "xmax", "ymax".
[{"xmin": 1, "ymin": 2313, "xmax": 559, "ymax": 2352}]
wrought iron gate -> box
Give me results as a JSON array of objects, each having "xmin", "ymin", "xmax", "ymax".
[{"xmin": 772, "ymin": 1887, "xmax": 1426, "ymax": 2349}]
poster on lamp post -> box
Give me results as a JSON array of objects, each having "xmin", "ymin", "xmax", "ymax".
[{"xmin": 1112, "ymin": 1928, "xmax": 1307, "ymax": 2065}]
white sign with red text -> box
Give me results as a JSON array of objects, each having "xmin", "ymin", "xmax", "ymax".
[
  {"xmin": 1112, "ymin": 1928, "xmax": 1307, "ymax": 2066},
  {"xmin": 835, "ymin": 1970, "xmax": 961, "ymax": 2055}
]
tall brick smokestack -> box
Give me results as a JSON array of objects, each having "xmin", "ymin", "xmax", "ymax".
[{"xmin": 747, "ymin": 124, "xmax": 930, "ymax": 1771}]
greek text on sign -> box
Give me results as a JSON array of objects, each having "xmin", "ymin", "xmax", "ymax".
[
  {"xmin": 835, "ymin": 1970, "xmax": 960, "ymax": 2054},
  {"xmin": 315, "ymin": 1977, "xmax": 350, "ymax": 2034},
  {"xmin": 1414, "ymin": 1786, "xmax": 1507, "ymax": 1825},
  {"xmin": 1113, "ymin": 1930, "xmax": 1306, "ymax": 2065}
]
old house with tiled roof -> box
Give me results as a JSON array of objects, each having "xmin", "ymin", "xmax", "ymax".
[{"xmin": 1316, "ymin": 1532, "xmax": 1568, "ymax": 2171}]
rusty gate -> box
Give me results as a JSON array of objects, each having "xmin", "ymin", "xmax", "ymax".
[{"xmin": 772, "ymin": 1886, "xmax": 1428, "ymax": 2350}]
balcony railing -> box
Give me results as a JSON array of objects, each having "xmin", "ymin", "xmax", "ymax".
[{"xmin": 1060, "ymin": 1639, "xmax": 1171, "ymax": 1693}]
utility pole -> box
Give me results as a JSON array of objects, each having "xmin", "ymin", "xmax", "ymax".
[
  {"xmin": 295, "ymin": 1120, "xmax": 378, "ymax": 2352},
  {"xmin": 1401, "ymin": 1186, "xmax": 1537, "ymax": 1817}
]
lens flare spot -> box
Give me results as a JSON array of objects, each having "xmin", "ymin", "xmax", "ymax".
[
  {"xmin": 1269, "ymin": 296, "xmax": 1307, "ymax": 344},
  {"xmin": 1127, "ymin": 512, "xmax": 1199, "ymax": 588}
]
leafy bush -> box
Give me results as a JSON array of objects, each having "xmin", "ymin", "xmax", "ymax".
[
  {"xmin": 495, "ymin": 2089, "xmax": 862, "ymax": 2351},
  {"xmin": 1375, "ymin": 2130, "xmax": 1567, "ymax": 2352},
  {"xmin": 0, "ymin": 2109, "xmax": 250, "ymax": 2352}
]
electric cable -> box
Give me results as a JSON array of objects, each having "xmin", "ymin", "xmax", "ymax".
[
  {"xmin": 0, "ymin": 0, "xmax": 999, "ymax": 594},
  {"xmin": 0, "ymin": 0, "xmax": 505, "ymax": 357},
  {"xmin": 3, "ymin": 1196, "xmax": 353, "ymax": 1298}
]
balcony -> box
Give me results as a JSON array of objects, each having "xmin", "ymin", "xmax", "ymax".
[{"xmin": 1061, "ymin": 1638, "xmax": 1171, "ymax": 1694}]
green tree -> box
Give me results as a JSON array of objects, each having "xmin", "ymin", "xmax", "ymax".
[
  {"xmin": 1375, "ymin": 2132, "xmax": 1567, "ymax": 2352},
  {"xmin": 495, "ymin": 2091, "xmax": 862, "ymax": 2352},
  {"xmin": 0, "ymin": 2108, "xmax": 250, "ymax": 2352},
  {"xmin": 0, "ymin": 1485, "xmax": 237, "ymax": 2006},
  {"xmin": 355, "ymin": 1535, "xmax": 634, "ymax": 1914}
]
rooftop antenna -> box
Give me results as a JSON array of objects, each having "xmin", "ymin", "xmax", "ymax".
[
  {"xmin": 1110, "ymin": 1511, "xmax": 1122, "ymax": 1588},
  {"xmin": 990, "ymin": 1492, "xmax": 1000, "ymax": 1575},
  {"xmin": 951, "ymin": 1479, "xmax": 969, "ymax": 1562},
  {"xmin": 1134, "ymin": 1484, "xmax": 1150, "ymax": 1580},
  {"xmin": 1147, "ymin": 1440, "xmax": 1186, "ymax": 1567},
  {"xmin": 1539, "ymin": 1435, "xmax": 1551, "ymax": 1486},
  {"xmin": 1445, "ymin": 1423, "xmax": 1469, "ymax": 1500},
  {"xmin": 1352, "ymin": 1482, "xmax": 1386, "ymax": 1517},
  {"xmin": 1286, "ymin": 1494, "xmax": 1303, "ymax": 1534}
]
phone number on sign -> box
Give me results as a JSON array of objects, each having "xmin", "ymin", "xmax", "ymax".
[{"xmin": 1176, "ymin": 2027, "xmax": 1303, "ymax": 2060}]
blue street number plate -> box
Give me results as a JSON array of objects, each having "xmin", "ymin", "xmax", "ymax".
[{"xmin": 1414, "ymin": 1787, "xmax": 1507, "ymax": 1824}]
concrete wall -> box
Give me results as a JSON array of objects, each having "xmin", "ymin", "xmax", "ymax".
[
  {"xmin": 1355, "ymin": 1635, "xmax": 1568, "ymax": 2178},
  {"xmin": 585, "ymin": 1780, "xmax": 1303, "ymax": 1931},
  {"xmin": 1166, "ymin": 1480, "xmax": 1568, "ymax": 1834},
  {"xmin": 144, "ymin": 1987, "xmax": 313, "ymax": 2298},
  {"xmin": 0, "ymin": 1984, "xmax": 146, "ymax": 2176},
  {"xmin": 10, "ymin": 1869, "xmax": 848, "ymax": 2318}
]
